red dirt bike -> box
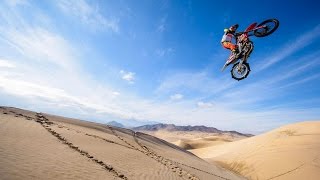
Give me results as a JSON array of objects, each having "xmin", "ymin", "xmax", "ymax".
[{"xmin": 221, "ymin": 19, "xmax": 279, "ymax": 80}]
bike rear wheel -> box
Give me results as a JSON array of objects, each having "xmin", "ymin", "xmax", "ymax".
[
  {"xmin": 231, "ymin": 62, "xmax": 251, "ymax": 81},
  {"xmin": 254, "ymin": 19, "xmax": 279, "ymax": 37}
]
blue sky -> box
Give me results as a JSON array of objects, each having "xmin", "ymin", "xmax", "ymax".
[{"xmin": 0, "ymin": 0, "xmax": 319, "ymax": 134}]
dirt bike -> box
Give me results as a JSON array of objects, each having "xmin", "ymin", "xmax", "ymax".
[{"xmin": 221, "ymin": 19, "xmax": 279, "ymax": 81}]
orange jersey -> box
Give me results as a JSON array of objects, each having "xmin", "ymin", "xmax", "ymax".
[{"xmin": 222, "ymin": 42, "xmax": 237, "ymax": 51}]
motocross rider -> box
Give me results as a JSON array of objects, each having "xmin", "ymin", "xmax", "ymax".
[{"xmin": 221, "ymin": 24, "xmax": 240, "ymax": 56}]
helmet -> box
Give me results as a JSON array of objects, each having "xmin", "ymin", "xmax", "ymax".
[{"xmin": 229, "ymin": 24, "xmax": 239, "ymax": 32}]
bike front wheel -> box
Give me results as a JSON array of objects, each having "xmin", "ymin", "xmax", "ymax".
[{"xmin": 231, "ymin": 62, "xmax": 251, "ymax": 81}]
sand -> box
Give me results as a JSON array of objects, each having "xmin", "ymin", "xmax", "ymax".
[
  {"xmin": 4, "ymin": 106, "xmax": 317, "ymax": 180},
  {"xmin": 190, "ymin": 121, "xmax": 320, "ymax": 180},
  {"xmin": 0, "ymin": 106, "xmax": 245, "ymax": 180},
  {"xmin": 139, "ymin": 130, "xmax": 247, "ymax": 150}
]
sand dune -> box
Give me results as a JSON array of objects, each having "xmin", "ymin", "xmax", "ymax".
[
  {"xmin": 190, "ymin": 121, "xmax": 320, "ymax": 180},
  {"xmin": 139, "ymin": 130, "xmax": 248, "ymax": 150},
  {"xmin": 0, "ymin": 106, "xmax": 245, "ymax": 180}
]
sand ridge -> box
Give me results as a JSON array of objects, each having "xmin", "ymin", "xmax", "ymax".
[
  {"xmin": 34, "ymin": 113, "xmax": 128, "ymax": 179},
  {"xmin": 139, "ymin": 130, "xmax": 248, "ymax": 150},
  {"xmin": 191, "ymin": 121, "xmax": 320, "ymax": 180},
  {"xmin": 0, "ymin": 106, "xmax": 245, "ymax": 180}
]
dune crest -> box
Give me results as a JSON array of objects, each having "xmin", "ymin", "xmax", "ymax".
[{"xmin": 191, "ymin": 121, "xmax": 320, "ymax": 180}]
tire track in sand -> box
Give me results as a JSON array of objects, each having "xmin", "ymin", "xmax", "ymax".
[
  {"xmin": 1, "ymin": 109, "xmax": 127, "ymax": 180},
  {"xmin": 133, "ymin": 131, "xmax": 233, "ymax": 180},
  {"xmin": 55, "ymin": 124, "xmax": 200, "ymax": 179},
  {"xmin": 107, "ymin": 125, "xmax": 201, "ymax": 180},
  {"xmin": 266, "ymin": 163, "xmax": 305, "ymax": 180}
]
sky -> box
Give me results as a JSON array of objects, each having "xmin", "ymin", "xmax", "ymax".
[{"xmin": 0, "ymin": 0, "xmax": 320, "ymax": 134}]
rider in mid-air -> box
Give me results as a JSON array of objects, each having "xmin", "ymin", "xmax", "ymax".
[
  {"xmin": 221, "ymin": 24, "xmax": 240, "ymax": 57},
  {"xmin": 220, "ymin": 19, "xmax": 279, "ymax": 80}
]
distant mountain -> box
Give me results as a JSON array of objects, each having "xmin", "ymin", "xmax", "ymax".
[
  {"xmin": 133, "ymin": 123, "xmax": 253, "ymax": 137},
  {"xmin": 109, "ymin": 118, "xmax": 160, "ymax": 128},
  {"xmin": 106, "ymin": 121, "xmax": 125, "ymax": 128}
]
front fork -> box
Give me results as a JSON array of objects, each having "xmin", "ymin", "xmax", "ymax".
[
  {"xmin": 238, "ymin": 41, "xmax": 253, "ymax": 70},
  {"xmin": 238, "ymin": 59, "xmax": 245, "ymax": 72},
  {"xmin": 237, "ymin": 42, "xmax": 244, "ymax": 71}
]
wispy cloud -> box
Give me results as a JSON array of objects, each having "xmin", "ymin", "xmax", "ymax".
[
  {"xmin": 156, "ymin": 47, "xmax": 174, "ymax": 57},
  {"xmin": 156, "ymin": 70, "xmax": 236, "ymax": 95},
  {"xmin": 0, "ymin": 59, "xmax": 15, "ymax": 68},
  {"xmin": 5, "ymin": 0, "xmax": 28, "ymax": 7},
  {"xmin": 170, "ymin": 93, "xmax": 183, "ymax": 100},
  {"xmin": 157, "ymin": 15, "xmax": 167, "ymax": 32},
  {"xmin": 279, "ymin": 73, "xmax": 320, "ymax": 89},
  {"xmin": 112, "ymin": 91, "xmax": 120, "ymax": 96},
  {"xmin": 0, "ymin": 75, "xmax": 69, "ymax": 101},
  {"xmin": 57, "ymin": 0, "xmax": 119, "ymax": 33},
  {"xmin": 256, "ymin": 24, "xmax": 320, "ymax": 72},
  {"xmin": 197, "ymin": 101, "xmax": 214, "ymax": 108},
  {"xmin": 0, "ymin": 2, "xmax": 131, "ymax": 120},
  {"xmin": 0, "ymin": 72, "xmax": 137, "ymax": 120},
  {"xmin": 214, "ymin": 49, "xmax": 320, "ymax": 108},
  {"xmin": 1, "ymin": 27, "xmax": 77, "ymax": 69},
  {"xmin": 268, "ymin": 52, "xmax": 320, "ymax": 83},
  {"xmin": 120, "ymin": 70, "xmax": 135, "ymax": 84},
  {"xmin": 0, "ymin": 1, "xmax": 151, "ymax": 124}
]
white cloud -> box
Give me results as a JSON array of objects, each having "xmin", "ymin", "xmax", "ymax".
[
  {"xmin": 170, "ymin": 93, "xmax": 183, "ymax": 100},
  {"xmin": 0, "ymin": 75, "xmax": 69, "ymax": 101},
  {"xmin": 0, "ymin": 2, "xmax": 133, "ymax": 120},
  {"xmin": 57, "ymin": 0, "xmax": 119, "ymax": 32},
  {"xmin": 2, "ymin": 28, "xmax": 76, "ymax": 69},
  {"xmin": 0, "ymin": 59, "xmax": 15, "ymax": 68},
  {"xmin": 197, "ymin": 101, "xmax": 214, "ymax": 108},
  {"xmin": 0, "ymin": 2, "xmax": 77, "ymax": 70},
  {"xmin": 113, "ymin": 91, "xmax": 120, "ymax": 96},
  {"xmin": 0, "ymin": 74, "xmax": 137, "ymax": 120},
  {"xmin": 120, "ymin": 70, "xmax": 135, "ymax": 84}
]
